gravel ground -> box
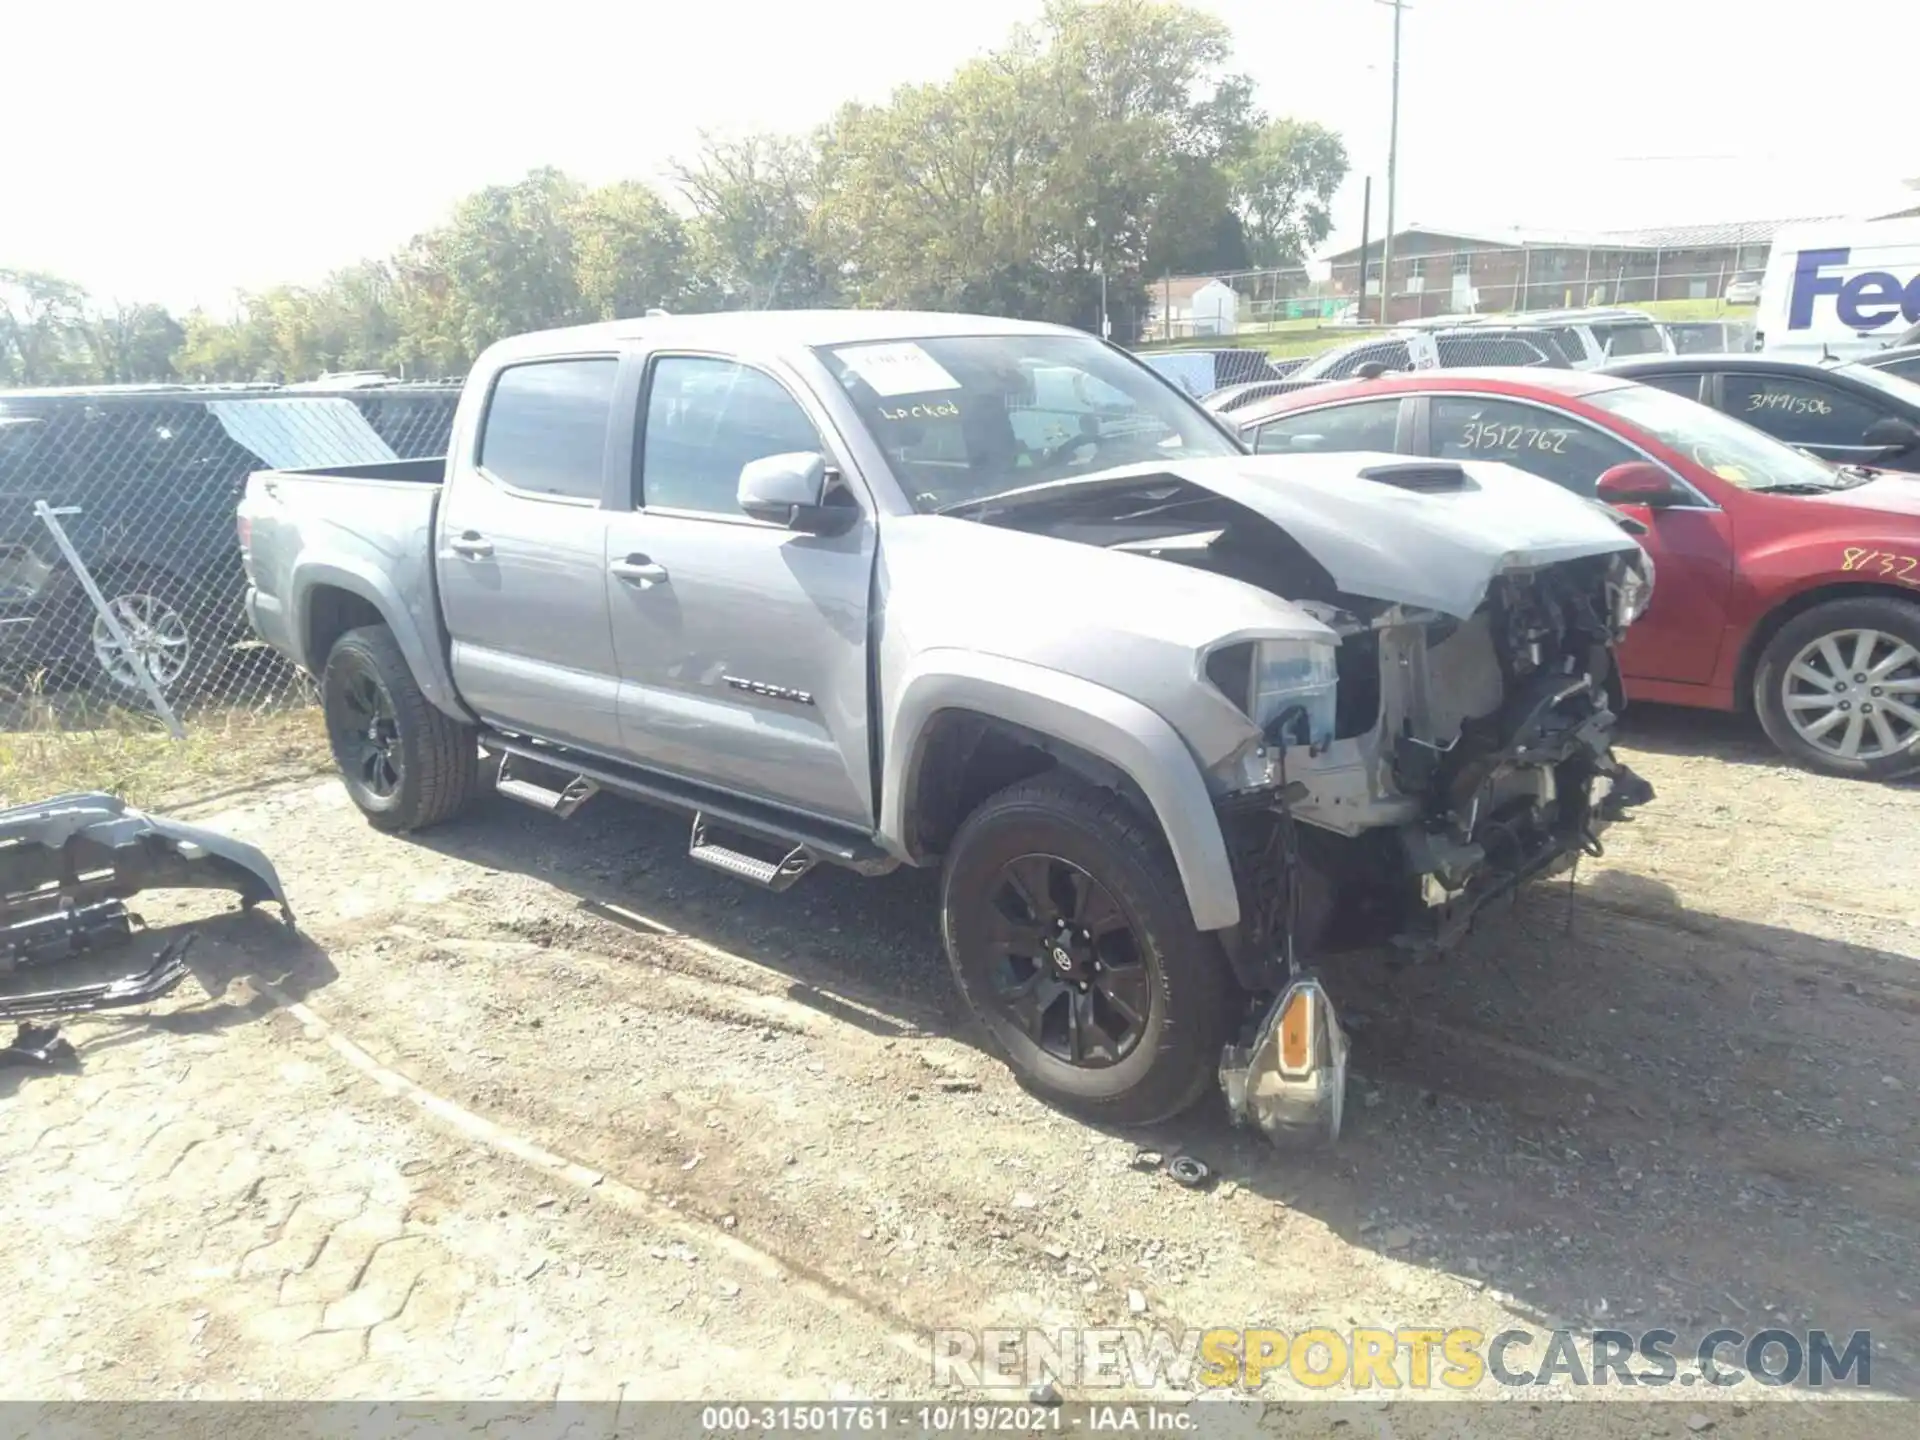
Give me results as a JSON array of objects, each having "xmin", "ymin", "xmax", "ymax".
[{"xmin": 2, "ymin": 704, "xmax": 1915, "ymax": 1419}]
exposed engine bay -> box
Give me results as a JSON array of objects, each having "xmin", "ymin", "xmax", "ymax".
[{"xmin": 966, "ymin": 458, "xmax": 1657, "ymax": 970}]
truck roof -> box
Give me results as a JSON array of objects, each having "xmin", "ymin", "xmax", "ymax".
[{"xmin": 487, "ymin": 309, "xmax": 1084, "ymax": 363}]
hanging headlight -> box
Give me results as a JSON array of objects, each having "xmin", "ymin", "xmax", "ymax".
[
  {"xmin": 1611, "ymin": 549, "xmax": 1655, "ymax": 631},
  {"xmin": 1204, "ymin": 636, "xmax": 1339, "ymax": 747}
]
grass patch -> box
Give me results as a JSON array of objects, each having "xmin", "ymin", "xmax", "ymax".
[
  {"xmin": 1632, "ymin": 297, "xmax": 1757, "ymax": 322},
  {"xmin": 0, "ymin": 704, "xmax": 329, "ymax": 811}
]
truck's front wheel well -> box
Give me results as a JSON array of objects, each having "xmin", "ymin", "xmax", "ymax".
[
  {"xmin": 305, "ymin": 586, "xmax": 386, "ymax": 673},
  {"xmin": 905, "ymin": 710, "xmax": 1154, "ymax": 862},
  {"xmin": 1735, "ymin": 581, "xmax": 1920, "ymax": 712}
]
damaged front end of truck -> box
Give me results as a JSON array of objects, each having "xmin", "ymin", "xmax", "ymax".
[{"xmin": 964, "ymin": 453, "xmax": 1657, "ymax": 1143}]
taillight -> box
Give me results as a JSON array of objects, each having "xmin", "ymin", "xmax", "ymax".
[{"xmin": 236, "ymin": 514, "xmax": 250, "ymax": 552}]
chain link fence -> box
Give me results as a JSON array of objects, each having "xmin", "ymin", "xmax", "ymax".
[
  {"xmin": 1, "ymin": 382, "xmax": 457, "ymax": 803},
  {"xmin": 1142, "ymin": 241, "xmax": 1768, "ymax": 346}
]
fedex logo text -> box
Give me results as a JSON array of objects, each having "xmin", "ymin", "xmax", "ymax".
[{"xmin": 1787, "ymin": 247, "xmax": 1920, "ymax": 332}]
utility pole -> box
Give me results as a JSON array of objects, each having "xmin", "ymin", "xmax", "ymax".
[{"xmin": 1377, "ymin": 0, "xmax": 1408, "ymax": 325}]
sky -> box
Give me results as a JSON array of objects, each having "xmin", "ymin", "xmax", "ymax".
[{"xmin": 6, "ymin": 0, "xmax": 1917, "ymax": 313}]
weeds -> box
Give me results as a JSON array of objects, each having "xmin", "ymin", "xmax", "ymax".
[{"xmin": 0, "ymin": 669, "xmax": 328, "ymax": 810}]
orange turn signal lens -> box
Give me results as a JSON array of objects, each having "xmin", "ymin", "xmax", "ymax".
[{"xmin": 1279, "ymin": 988, "xmax": 1314, "ymax": 1074}]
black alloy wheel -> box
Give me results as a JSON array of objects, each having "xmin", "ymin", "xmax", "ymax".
[
  {"xmin": 330, "ymin": 652, "xmax": 403, "ymax": 800},
  {"xmin": 983, "ymin": 853, "xmax": 1152, "ymax": 1067}
]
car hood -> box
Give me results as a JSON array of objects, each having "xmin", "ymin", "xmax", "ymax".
[
  {"xmin": 960, "ymin": 450, "xmax": 1642, "ymax": 618},
  {"xmin": 1800, "ymin": 472, "xmax": 1920, "ymax": 519}
]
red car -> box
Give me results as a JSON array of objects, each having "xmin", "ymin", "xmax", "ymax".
[{"xmin": 1231, "ymin": 369, "xmax": 1920, "ymax": 779}]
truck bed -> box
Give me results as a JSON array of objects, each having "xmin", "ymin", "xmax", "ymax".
[
  {"xmin": 267, "ymin": 457, "xmax": 447, "ymax": 485},
  {"xmin": 237, "ymin": 459, "xmax": 456, "ymax": 705}
]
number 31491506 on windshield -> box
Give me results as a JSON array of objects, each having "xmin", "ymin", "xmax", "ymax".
[
  {"xmin": 1842, "ymin": 548, "xmax": 1920, "ymax": 583},
  {"xmin": 1459, "ymin": 421, "xmax": 1570, "ymax": 454}
]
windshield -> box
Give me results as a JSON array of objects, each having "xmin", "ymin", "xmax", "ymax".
[
  {"xmin": 1587, "ymin": 382, "xmax": 1845, "ymax": 490},
  {"xmin": 1834, "ymin": 360, "xmax": 1920, "ymax": 408},
  {"xmin": 815, "ymin": 334, "xmax": 1241, "ymax": 512}
]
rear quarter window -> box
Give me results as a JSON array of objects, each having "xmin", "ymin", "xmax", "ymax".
[{"xmin": 1596, "ymin": 323, "xmax": 1666, "ymax": 358}]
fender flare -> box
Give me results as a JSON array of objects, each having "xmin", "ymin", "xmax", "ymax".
[
  {"xmin": 290, "ymin": 557, "xmax": 472, "ymax": 721},
  {"xmin": 883, "ymin": 650, "xmax": 1241, "ymax": 932}
]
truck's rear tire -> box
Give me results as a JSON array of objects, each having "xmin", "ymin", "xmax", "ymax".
[
  {"xmin": 940, "ymin": 773, "xmax": 1241, "ymax": 1126},
  {"xmin": 322, "ymin": 624, "xmax": 479, "ymax": 832}
]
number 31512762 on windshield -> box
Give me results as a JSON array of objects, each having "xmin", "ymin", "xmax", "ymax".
[{"xmin": 1841, "ymin": 548, "xmax": 1920, "ymax": 582}]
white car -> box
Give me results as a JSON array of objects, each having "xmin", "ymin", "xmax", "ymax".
[{"xmin": 1723, "ymin": 271, "xmax": 1764, "ymax": 306}]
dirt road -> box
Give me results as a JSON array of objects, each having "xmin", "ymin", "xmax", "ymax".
[{"xmin": 3, "ymin": 706, "xmax": 1916, "ymax": 1415}]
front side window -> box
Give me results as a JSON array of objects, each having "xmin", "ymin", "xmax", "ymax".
[
  {"xmin": 1253, "ymin": 399, "xmax": 1403, "ymax": 454},
  {"xmin": 1717, "ymin": 372, "xmax": 1883, "ymax": 448},
  {"xmin": 1879, "ymin": 356, "xmax": 1920, "ymax": 385},
  {"xmin": 815, "ymin": 333, "xmax": 1239, "ymax": 512},
  {"xmin": 479, "ymin": 358, "xmax": 618, "ymax": 500},
  {"xmin": 1433, "ymin": 395, "xmax": 1635, "ymax": 495},
  {"xmin": 639, "ymin": 357, "xmax": 824, "ymax": 514}
]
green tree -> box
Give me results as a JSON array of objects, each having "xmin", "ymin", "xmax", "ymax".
[
  {"xmin": 0, "ymin": 269, "xmax": 96, "ymax": 383},
  {"xmin": 675, "ymin": 133, "xmax": 840, "ymax": 309},
  {"xmin": 572, "ymin": 180, "xmax": 697, "ymax": 319},
  {"xmin": 427, "ymin": 167, "xmax": 591, "ymax": 360},
  {"xmin": 1230, "ymin": 118, "xmax": 1349, "ymax": 269},
  {"xmin": 87, "ymin": 301, "xmax": 186, "ymax": 382},
  {"xmin": 818, "ymin": 0, "xmax": 1269, "ymax": 339}
]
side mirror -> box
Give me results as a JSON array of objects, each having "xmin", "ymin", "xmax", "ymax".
[
  {"xmin": 1862, "ymin": 415, "xmax": 1920, "ymax": 454},
  {"xmin": 1595, "ymin": 461, "xmax": 1682, "ymax": 507},
  {"xmin": 737, "ymin": 451, "xmax": 856, "ymax": 535}
]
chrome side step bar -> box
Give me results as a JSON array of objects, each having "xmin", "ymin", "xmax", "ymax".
[
  {"xmin": 495, "ymin": 754, "xmax": 599, "ymax": 818},
  {"xmin": 687, "ymin": 814, "xmax": 816, "ymax": 892}
]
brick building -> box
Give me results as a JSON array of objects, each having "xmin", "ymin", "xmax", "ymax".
[{"xmin": 1323, "ymin": 220, "xmax": 1813, "ymax": 324}]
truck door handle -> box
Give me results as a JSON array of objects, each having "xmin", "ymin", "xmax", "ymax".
[
  {"xmin": 449, "ymin": 532, "xmax": 494, "ymax": 558},
  {"xmin": 610, "ymin": 554, "xmax": 669, "ymax": 588}
]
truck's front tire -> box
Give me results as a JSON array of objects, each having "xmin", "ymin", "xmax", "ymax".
[
  {"xmin": 940, "ymin": 774, "xmax": 1241, "ymax": 1125},
  {"xmin": 322, "ymin": 624, "xmax": 479, "ymax": 832}
]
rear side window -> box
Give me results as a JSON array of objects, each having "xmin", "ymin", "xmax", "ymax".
[
  {"xmin": 1253, "ymin": 399, "xmax": 1402, "ymax": 454},
  {"xmin": 1435, "ymin": 337, "xmax": 1545, "ymax": 368},
  {"xmin": 479, "ymin": 358, "xmax": 618, "ymax": 500},
  {"xmin": 1432, "ymin": 396, "xmax": 1636, "ymax": 496},
  {"xmin": 1635, "ymin": 372, "xmax": 1707, "ymax": 402},
  {"xmin": 1877, "ymin": 356, "xmax": 1920, "ymax": 385},
  {"xmin": 1596, "ymin": 322, "xmax": 1666, "ymax": 358},
  {"xmin": 1543, "ymin": 327, "xmax": 1587, "ymax": 364},
  {"xmin": 1718, "ymin": 373, "xmax": 1883, "ymax": 448},
  {"xmin": 640, "ymin": 356, "xmax": 824, "ymax": 514}
]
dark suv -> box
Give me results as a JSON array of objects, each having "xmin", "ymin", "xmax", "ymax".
[{"xmin": 1, "ymin": 383, "xmax": 458, "ymax": 696}]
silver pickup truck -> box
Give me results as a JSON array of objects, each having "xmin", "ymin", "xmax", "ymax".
[{"xmin": 238, "ymin": 310, "xmax": 1655, "ymax": 1138}]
